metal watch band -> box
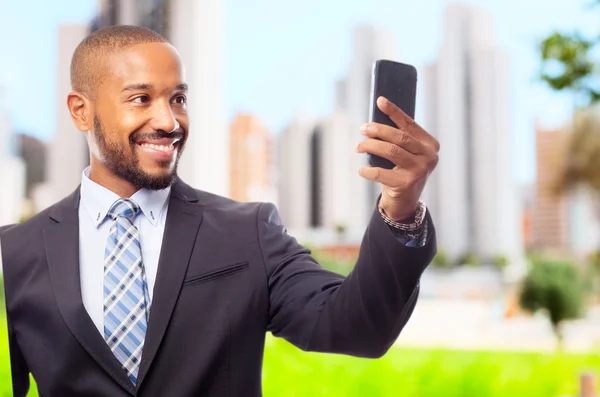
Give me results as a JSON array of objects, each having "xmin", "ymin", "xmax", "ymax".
[{"xmin": 378, "ymin": 200, "xmax": 427, "ymax": 231}]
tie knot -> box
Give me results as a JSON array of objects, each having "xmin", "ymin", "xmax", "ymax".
[{"xmin": 107, "ymin": 198, "xmax": 141, "ymax": 221}]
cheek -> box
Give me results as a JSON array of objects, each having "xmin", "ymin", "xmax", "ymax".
[{"xmin": 114, "ymin": 112, "xmax": 147, "ymax": 143}]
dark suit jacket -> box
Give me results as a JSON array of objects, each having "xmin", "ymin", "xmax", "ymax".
[{"xmin": 0, "ymin": 178, "xmax": 436, "ymax": 396}]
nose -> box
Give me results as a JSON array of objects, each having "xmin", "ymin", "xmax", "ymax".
[{"xmin": 150, "ymin": 101, "xmax": 178, "ymax": 133}]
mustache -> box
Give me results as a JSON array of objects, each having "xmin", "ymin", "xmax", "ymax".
[{"xmin": 130, "ymin": 129, "xmax": 185, "ymax": 144}]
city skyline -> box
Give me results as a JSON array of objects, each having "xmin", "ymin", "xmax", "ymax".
[
  {"xmin": 278, "ymin": 25, "xmax": 398, "ymax": 235},
  {"xmin": 0, "ymin": 83, "xmax": 25, "ymax": 225},
  {"xmin": 423, "ymin": 3, "xmax": 523, "ymax": 265},
  {"xmin": 1, "ymin": 0, "xmax": 598, "ymax": 188}
]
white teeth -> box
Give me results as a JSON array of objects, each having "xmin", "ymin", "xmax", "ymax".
[{"xmin": 140, "ymin": 143, "xmax": 175, "ymax": 152}]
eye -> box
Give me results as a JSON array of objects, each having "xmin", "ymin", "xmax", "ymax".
[
  {"xmin": 172, "ymin": 95, "xmax": 187, "ymax": 105},
  {"xmin": 132, "ymin": 95, "xmax": 150, "ymax": 104}
]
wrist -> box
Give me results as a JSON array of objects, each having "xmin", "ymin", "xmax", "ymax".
[
  {"xmin": 378, "ymin": 199, "xmax": 426, "ymax": 230},
  {"xmin": 378, "ymin": 198, "xmax": 419, "ymax": 222}
]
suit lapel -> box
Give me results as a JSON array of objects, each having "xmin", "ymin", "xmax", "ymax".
[
  {"xmin": 44, "ymin": 187, "xmax": 136, "ymax": 396},
  {"xmin": 136, "ymin": 179, "xmax": 204, "ymax": 388}
]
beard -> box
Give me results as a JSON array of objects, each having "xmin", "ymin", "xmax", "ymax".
[{"xmin": 91, "ymin": 115, "xmax": 186, "ymax": 191}]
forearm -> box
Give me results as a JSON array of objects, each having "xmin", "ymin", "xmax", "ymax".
[
  {"xmin": 305, "ymin": 210, "xmax": 436, "ymax": 358},
  {"xmin": 262, "ymin": 202, "xmax": 436, "ymax": 358}
]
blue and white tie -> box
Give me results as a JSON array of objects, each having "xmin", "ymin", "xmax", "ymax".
[{"xmin": 103, "ymin": 198, "xmax": 151, "ymax": 384}]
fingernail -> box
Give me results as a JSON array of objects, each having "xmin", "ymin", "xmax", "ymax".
[
  {"xmin": 356, "ymin": 142, "xmax": 361, "ymax": 152},
  {"xmin": 361, "ymin": 124, "xmax": 375, "ymax": 134}
]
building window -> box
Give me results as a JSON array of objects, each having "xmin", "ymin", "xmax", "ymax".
[
  {"xmin": 310, "ymin": 127, "xmax": 323, "ymax": 228},
  {"xmin": 137, "ymin": 0, "xmax": 170, "ymax": 36}
]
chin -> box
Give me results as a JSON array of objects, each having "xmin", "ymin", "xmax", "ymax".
[
  {"xmin": 143, "ymin": 164, "xmax": 175, "ymax": 178},
  {"xmin": 137, "ymin": 171, "xmax": 177, "ymax": 191}
]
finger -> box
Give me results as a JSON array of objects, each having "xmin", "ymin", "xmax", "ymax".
[
  {"xmin": 360, "ymin": 122, "xmax": 427, "ymax": 155},
  {"xmin": 377, "ymin": 96, "xmax": 440, "ymax": 152},
  {"xmin": 356, "ymin": 138, "xmax": 418, "ymax": 168},
  {"xmin": 358, "ymin": 166, "xmax": 413, "ymax": 189}
]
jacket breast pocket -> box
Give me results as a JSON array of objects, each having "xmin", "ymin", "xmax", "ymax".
[{"xmin": 183, "ymin": 260, "xmax": 250, "ymax": 286}]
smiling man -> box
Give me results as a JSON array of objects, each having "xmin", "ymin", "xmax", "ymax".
[
  {"xmin": 0, "ymin": 25, "xmax": 439, "ymax": 396},
  {"xmin": 70, "ymin": 28, "xmax": 188, "ymax": 195}
]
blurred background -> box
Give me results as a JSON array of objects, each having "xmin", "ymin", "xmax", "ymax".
[{"xmin": 1, "ymin": 0, "xmax": 600, "ymax": 395}]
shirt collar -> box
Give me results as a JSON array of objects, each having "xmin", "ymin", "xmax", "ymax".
[{"xmin": 80, "ymin": 167, "xmax": 171, "ymax": 227}]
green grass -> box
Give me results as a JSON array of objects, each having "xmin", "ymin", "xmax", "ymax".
[
  {"xmin": 263, "ymin": 335, "xmax": 600, "ymax": 397},
  {"xmin": 0, "ymin": 318, "xmax": 597, "ymax": 396}
]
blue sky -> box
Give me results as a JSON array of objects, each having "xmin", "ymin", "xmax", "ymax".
[{"xmin": 0, "ymin": 0, "xmax": 597, "ymax": 185}]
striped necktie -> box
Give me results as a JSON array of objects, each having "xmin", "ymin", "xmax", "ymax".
[{"xmin": 103, "ymin": 198, "xmax": 151, "ymax": 385}]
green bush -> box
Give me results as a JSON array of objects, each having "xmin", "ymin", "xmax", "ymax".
[
  {"xmin": 458, "ymin": 251, "xmax": 481, "ymax": 267},
  {"xmin": 492, "ymin": 254, "xmax": 509, "ymax": 271},
  {"xmin": 311, "ymin": 248, "xmax": 353, "ymax": 276},
  {"xmin": 431, "ymin": 250, "xmax": 452, "ymax": 269},
  {"xmin": 519, "ymin": 258, "xmax": 586, "ymax": 349}
]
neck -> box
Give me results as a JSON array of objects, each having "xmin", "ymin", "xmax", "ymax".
[{"xmin": 88, "ymin": 161, "xmax": 139, "ymax": 198}]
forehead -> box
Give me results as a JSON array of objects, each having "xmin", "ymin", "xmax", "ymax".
[{"xmin": 102, "ymin": 42, "xmax": 185, "ymax": 89}]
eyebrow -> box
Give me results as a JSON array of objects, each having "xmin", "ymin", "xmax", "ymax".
[{"xmin": 121, "ymin": 83, "xmax": 189, "ymax": 92}]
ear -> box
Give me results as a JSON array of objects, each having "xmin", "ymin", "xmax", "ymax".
[{"xmin": 67, "ymin": 91, "xmax": 93, "ymax": 132}]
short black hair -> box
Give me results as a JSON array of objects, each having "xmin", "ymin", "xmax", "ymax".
[{"xmin": 70, "ymin": 25, "xmax": 168, "ymax": 96}]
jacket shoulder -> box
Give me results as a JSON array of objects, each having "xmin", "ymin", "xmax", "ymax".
[
  {"xmin": 1, "ymin": 203, "xmax": 55, "ymax": 240},
  {"xmin": 0, "ymin": 195, "xmax": 72, "ymax": 273},
  {"xmin": 0, "ymin": 224, "xmax": 16, "ymax": 234},
  {"xmin": 190, "ymin": 188, "xmax": 282, "ymax": 227},
  {"xmin": 194, "ymin": 188, "xmax": 266, "ymax": 210}
]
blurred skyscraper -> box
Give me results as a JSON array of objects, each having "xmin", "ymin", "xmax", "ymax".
[
  {"xmin": 532, "ymin": 123, "xmax": 570, "ymax": 252},
  {"xmin": 35, "ymin": 24, "xmax": 90, "ymax": 212},
  {"xmin": 0, "ymin": 84, "xmax": 26, "ymax": 225},
  {"xmin": 312, "ymin": 111, "xmax": 353, "ymax": 232},
  {"xmin": 278, "ymin": 115, "xmax": 314, "ymax": 230},
  {"xmin": 42, "ymin": 0, "xmax": 228, "ymax": 208},
  {"xmin": 278, "ymin": 110, "xmax": 355, "ymax": 237},
  {"xmin": 166, "ymin": 0, "xmax": 228, "ymax": 196},
  {"xmin": 532, "ymin": 122, "xmax": 600, "ymax": 256},
  {"xmin": 278, "ymin": 25, "xmax": 397, "ymax": 238},
  {"xmin": 422, "ymin": 4, "xmax": 524, "ymax": 267},
  {"xmin": 229, "ymin": 114, "xmax": 277, "ymax": 204}
]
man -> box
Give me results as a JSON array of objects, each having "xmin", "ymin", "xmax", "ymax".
[{"xmin": 0, "ymin": 25, "xmax": 439, "ymax": 396}]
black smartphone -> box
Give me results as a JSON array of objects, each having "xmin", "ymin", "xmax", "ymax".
[{"xmin": 367, "ymin": 59, "xmax": 418, "ymax": 169}]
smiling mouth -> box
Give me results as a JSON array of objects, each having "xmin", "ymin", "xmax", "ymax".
[
  {"xmin": 139, "ymin": 142, "xmax": 176, "ymax": 152},
  {"xmin": 135, "ymin": 137, "xmax": 181, "ymax": 152}
]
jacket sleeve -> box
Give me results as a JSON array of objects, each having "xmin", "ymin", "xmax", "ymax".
[
  {"xmin": 258, "ymin": 201, "xmax": 436, "ymax": 358},
  {"xmin": 6, "ymin": 315, "xmax": 30, "ymax": 397},
  {"xmin": 1, "ymin": 228, "xmax": 31, "ymax": 397}
]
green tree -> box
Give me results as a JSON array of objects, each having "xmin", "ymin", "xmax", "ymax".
[
  {"xmin": 538, "ymin": 2, "xmax": 600, "ymax": 284},
  {"xmin": 537, "ymin": 0, "xmax": 600, "ymax": 106},
  {"xmin": 539, "ymin": 31, "xmax": 599, "ymax": 106},
  {"xmin": 519, "ymin": 259, "xmax": 586, "ymax": 349},
  {"xmin": 537, "ymin": 2, "xmax": 600, "ymax": 192}
]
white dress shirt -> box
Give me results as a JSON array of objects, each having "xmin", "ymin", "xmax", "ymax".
[{"xmin": 78, "ymin": 167, "xmax": 170, "ymax": 336}]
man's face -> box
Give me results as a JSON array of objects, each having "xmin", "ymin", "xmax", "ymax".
[{"xmin": 90, "ymin": 42, "xmax": 189, "ymax": 190}]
